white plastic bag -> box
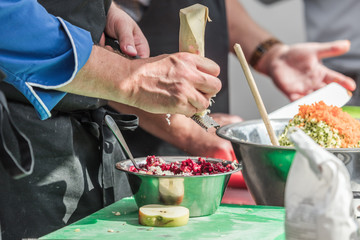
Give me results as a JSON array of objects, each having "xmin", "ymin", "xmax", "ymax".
[{"xmin": 285, "ymin": 127, "xmax": 359, "ymax": 240}]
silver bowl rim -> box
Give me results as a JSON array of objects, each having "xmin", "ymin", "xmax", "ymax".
[
  {"xmin": 216, "ymin": 118, "xmax": 360, "ymax": 153},
  {"xmin": 115, "ymin": 156, "xmax": 242, "ymax": 178}
]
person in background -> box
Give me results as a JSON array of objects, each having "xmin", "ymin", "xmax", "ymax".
[
  {"xmin": 258, "ymin": 0, "xmax": 360, "ymax": 105},
  {"xmin": 110, "ymin": 0, "xmax": 356, "ymax": 165},
  {"xmin": 0, "ymin": 1, "xmax": 221, "ymax": 239}
]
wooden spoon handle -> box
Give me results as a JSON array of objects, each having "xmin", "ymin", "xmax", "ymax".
[{"xmin": 234, "ymin": 43, "xmax": 279, "ymax": 146}]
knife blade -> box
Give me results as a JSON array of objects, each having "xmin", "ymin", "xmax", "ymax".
[{"xmin": 269, "ymin": 83, "xmax": 352, "ymax": 119}]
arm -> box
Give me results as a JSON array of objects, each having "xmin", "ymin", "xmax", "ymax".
[
  {"xmin": 226, "ymin": 0, "xmax": 356, "ymax": 101},
  {"xmin": 109, "ymin": 101, "xmax": 241, "ymax": 161},
  {"xmin": 226, "ymin": 0, "xmax": 273, "ymax": 60},
  {"xmin": 58, "ymin": 47, "xmax": 221, "ymax": 117},
  {"xmin": 0, "ymin": 0, "xmax": 221, "ymax": 119},
  {"xmin": 59, "ymin": 3, "xmax": 221, "ymax": 117}
]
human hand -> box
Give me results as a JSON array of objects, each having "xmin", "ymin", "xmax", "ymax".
[
  {"xmin": 123, "ymin": 52, "xmax": 222, "ymax": 117},
  {"xmin": 100, "ymin": 2, "xmax": 149, "ymax": 58},
  {"xmin": 256, "ymin": 40, "xmax": 356, "ymax": 101},
  {"xmin": 209, "ymin": 113, "xmax": 243, "ymax": 126}
]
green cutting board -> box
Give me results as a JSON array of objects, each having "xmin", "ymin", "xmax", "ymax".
[{"xmin": 40, "ymin": 197, "xmax": 285, "ymax": 240}]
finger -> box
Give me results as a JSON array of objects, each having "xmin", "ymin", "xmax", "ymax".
[
  {"xmin": 289, "ymin": 93, "xmax": 305, "ymax": 102},
  {"xmin": 175, "ymin": 103, "xmax": 197, "ymax": 118},
  {"xmin": 117, "ymin": 26, "xmax": 138, "ymax": 57},
  {"xmin": 104, "ymin": 45, "xmax": 114, "ymax": 51},
  {"xmin": 99, "ymin": 33, "xmax": 106, "ymax": 46},
  {"xmin": 133, "ymin": 29, "xmax": 150, "ymax": 58},
  {"xmin": 186, "ymin": 88, "xmax": 213, "ymax": 114},
  {"xmin": 322, "ymin": 67, "xmax": 356, "ymax": 91},
  {"xmin": 194, "ymin": 55, "xmax": 221, "ymax": 77},
  {"xmin": 194, "ymin": 73, "xmax": 222, "ymax": 97},
  {"xmin": 316, "ymin": 40, "xmax": 351, "ymax": 59}
]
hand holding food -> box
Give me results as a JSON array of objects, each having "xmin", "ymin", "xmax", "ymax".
[
  {"xmin": 59, "ymin": 47, "xmax": 221, "ymax": 118},
  {"xmin": 139, "ymin": 204, "xmax": 189, "ymax": 227},
  {"xmin": 126, "ymin": 53, "xmax": 221, "ymax": 117}
]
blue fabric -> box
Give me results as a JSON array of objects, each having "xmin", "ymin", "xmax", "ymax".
[{"xmin": 0, "ymin": 0, "xmax": 93, "ymax": 120}]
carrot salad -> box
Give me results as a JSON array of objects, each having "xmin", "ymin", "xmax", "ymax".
[{"xmin": 278, "ymin": 101, "xmax": 360, "ymax": 148}]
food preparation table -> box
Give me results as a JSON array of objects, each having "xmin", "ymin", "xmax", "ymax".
[{"xmin": 40, "ymin": 197, "xmax": 285, "ymax": 240}]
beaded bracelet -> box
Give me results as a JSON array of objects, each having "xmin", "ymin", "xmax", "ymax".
[{"xmin": 249, "ymin": 38, "xmax": 282, "ymax": 68}]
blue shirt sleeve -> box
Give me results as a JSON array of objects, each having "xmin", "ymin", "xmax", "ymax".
[{"xmin": 0, "ymin": 0, "xmax": 94, "ymax": 120}]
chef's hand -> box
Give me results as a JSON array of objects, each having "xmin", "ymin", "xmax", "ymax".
[
  {"xmin": 209, "ymin": 113, "xmax": 243, "ymax": 126},
  {"xmin": 124, "ymin": 52, "xmax": 222, "ymax": 117},
  {"xmin": 255, "ymin": 40, "xmax": 356, "ymax": 101},
  {"xmin": 100, "ymin": 2, "xmax": 149, "ymax": 58}
]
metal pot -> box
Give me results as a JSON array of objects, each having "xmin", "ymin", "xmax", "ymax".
[{"xmin": 217, "ymin": 119, "xmax": 360, "ymax": 206}]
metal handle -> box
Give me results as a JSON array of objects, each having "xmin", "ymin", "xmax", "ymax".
[{"xmin": 105, "ymin": 115, "xmax": 140, "ymax": 169}]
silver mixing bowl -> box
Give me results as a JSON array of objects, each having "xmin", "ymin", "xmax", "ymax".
[
  {"xmin": 116, "ymin": 156, "xmax": 241, "ymax": 217},
  {"xmin": 217, "ymin": 119, "xmax": 360, "ymax": 206}
]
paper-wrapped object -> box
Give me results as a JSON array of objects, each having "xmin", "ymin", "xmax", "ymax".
[
  {"xmin": 285, "ymin": 127, "xmax": 359, "ymax": 240},
  {"xmin": 178, "ymin": 4, "xmax": 219, "ymax": 130},
  {"xmin": 179, "ymin": 4, "xmax": 210, "ymax": 57}
]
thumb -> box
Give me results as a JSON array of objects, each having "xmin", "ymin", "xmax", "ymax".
[
  {"xmin": 118, "ymin": 34, "xmax": 138, "ymax": 57},
  {"xmin": 316, "ymin": 40, "xmax": 351, "ymax": 59}
]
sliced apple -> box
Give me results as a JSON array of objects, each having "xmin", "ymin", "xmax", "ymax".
[
  {"xmin": 139, "ymin": 204, "xmax": 189, "ymax": 227},
  {"xmin": 159, "ymin": 178, "xmax": 184, "ymax": 205}
]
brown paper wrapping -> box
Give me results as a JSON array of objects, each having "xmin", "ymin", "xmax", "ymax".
[{"xmin": 179, "ymin": 4, "xmax": 211, "ymax": 57}]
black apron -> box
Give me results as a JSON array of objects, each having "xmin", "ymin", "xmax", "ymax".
[
  {"xmin": 0, "ymin": 1, "xmax": 137, "ymax": 240},
  {"xmin": 121, "ymin": 0, "xmax": 229, "ymax": 157}
]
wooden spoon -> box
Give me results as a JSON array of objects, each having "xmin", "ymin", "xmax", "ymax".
[{"xmin": 233, "ymin": 43, "xmax": 279, "ymax": 146}]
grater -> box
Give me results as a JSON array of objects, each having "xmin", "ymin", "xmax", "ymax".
[{"xmin": 191, "ymin": 114, "xmax": 220, "ymax": 130}]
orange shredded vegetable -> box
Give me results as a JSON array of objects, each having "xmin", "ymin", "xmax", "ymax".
[{"xmin": 296, "ymin": 101, "xmax": 360, "ymax": 148}]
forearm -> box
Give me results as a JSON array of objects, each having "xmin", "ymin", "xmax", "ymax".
[
  {"xmin": 108, "ymin": 102, "xmax": 219, "ymax": 155},
  {"xmin": 109, "ymin": 102, "xmax": 197, "ymax": 151},
  {"xmin": 57, "ymin": 45, "xmax": 133, "ymax": 105},
  {"xmin": 226, "ymin": 0, "xmax": 273, "ymax": 60}
]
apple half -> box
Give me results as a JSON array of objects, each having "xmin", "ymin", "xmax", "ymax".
[{"xmin": 139, "ymin": 204, "xmax": 189, "ymax": 227}]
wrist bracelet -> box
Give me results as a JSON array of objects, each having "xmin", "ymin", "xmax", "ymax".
[{"xmin": 249, "ymin": 38, "xmax": 282, "ymax": 68}]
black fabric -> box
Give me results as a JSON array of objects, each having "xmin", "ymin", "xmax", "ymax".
[
  {"xmin": 0, "ymin": 91, "xmax": 34, "ymax": 179},
  {"xmin": 0, "ymin": 103, "xmax": 136, "ymax": 240},
  {"xmin": 38, "ymin": 0, "xmax": 111, "ymax": 43},
  {"xmin": 122, "ymin": 0, "xmax": 230, "ymax": 157},
  {"xmin": 0, "ymin": 70, "xmax": 34, "ymax": 179}
]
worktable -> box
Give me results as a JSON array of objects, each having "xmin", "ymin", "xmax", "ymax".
[{"xmin": 40, "ymin": 197, "xmax": 285, "ymax": 240}]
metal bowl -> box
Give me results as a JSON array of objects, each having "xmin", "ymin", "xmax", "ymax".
[
  {"xmin": 116, "ymin": 156, "xmax": 241, "ymax": 217},
  {"xmin": 217, "ymin": 119, "xmax": 360, "ymax": 206}
]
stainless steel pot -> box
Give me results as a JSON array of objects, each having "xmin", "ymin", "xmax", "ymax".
[{"xmin": 217, "ymin": 119, "xmax": 360, "ymax": 206}]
